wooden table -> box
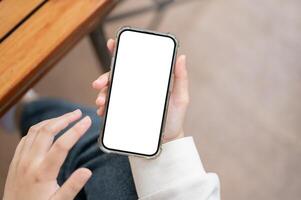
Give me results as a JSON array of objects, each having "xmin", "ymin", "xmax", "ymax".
[{"xmin": 0, "ymin": 0, "xmax": 115, "ymax": 116}]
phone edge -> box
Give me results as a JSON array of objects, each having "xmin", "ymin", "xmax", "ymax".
[{"xmin": 98, "ymin": 26, "xmax": 179, "ymax": 159}]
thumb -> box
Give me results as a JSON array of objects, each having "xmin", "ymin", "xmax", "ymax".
[
  {"xmin": 52, "ymin": 168, "xmax": 92, "ymax": 200},
  {"xmin": 172, "ymin": 55, "xmax": 189, "ymax": 106}
]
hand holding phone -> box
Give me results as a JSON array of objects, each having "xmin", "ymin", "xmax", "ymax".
[{"xmin": 92, "ymin": 28, "xmax": 189, "ymax": 158}]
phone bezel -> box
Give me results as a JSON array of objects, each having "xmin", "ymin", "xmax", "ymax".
[{"xmin": 98, "ymin": 27, "xmax": 178, "ymax": 158}]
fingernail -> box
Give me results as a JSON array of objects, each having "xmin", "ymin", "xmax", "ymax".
[
  {"xmin": 73, "ymin": 109, "xmax": 82, "ymax": 116},
  {"xmin": 80, "ymin": 116, "xmax": 91, "ymax": 126},
  {"xmin": 82, "ymin": 168, "xmax": 92, "ymax": 178},
  {"xmin": 83, "ymin": 116, "xmax": 90, "ymax": 121}
]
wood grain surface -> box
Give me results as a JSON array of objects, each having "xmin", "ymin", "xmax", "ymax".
[
  {"xmin": 0, "ymin": 0, "xmax": 45, "ymax": 40},
  {"xmin": 0, "ymin": 0, "xmax": 115, "ymax": 116}
]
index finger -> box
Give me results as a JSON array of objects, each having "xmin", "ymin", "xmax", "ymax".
[
  {"xmin": 29, "ymin": 109, "xmax": 82, "ymax": 158},
  {"xmin": 38, "ymin": 116, "xmax": 92, "ymax": 180}
]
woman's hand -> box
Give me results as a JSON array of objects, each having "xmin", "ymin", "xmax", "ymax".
[
  {"xmin": 92, "ymin": 39, "xmax": 189, "ymax": 143},
  {"xmin": 4, "ymin": 110, "xmax": 92, "ymax": 200}
]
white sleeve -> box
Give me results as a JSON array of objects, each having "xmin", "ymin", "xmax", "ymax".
[{"xmin": 129, "ymin": 137, "xmax": 220, "ymax": 200}]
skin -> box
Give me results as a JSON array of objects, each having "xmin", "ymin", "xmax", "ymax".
[
  {"xmin": 4, "ymin": 110, "xmax": 92, "ymax": 200},
  {"xmin": 3, "ymin": 39, "xmax": 189, "ymax": 199}
]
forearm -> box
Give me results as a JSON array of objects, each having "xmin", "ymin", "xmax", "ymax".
[{"xmin": 129, "ymin": 137, "xmax": 220, "ymax": 200}]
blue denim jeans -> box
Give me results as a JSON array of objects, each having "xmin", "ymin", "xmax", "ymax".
[{"xmin": 19, "ymin": 99, "xmax": 138, "ymax": 200}]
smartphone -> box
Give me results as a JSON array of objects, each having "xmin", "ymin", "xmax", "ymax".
[{"xmin": 99, "ymin": 27, "xmax": 178, "ymax": 158}]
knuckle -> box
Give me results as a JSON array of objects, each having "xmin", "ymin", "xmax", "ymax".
[
  {"xmin": 101, "ymin": 86, "xmax": 108, "ymax": 93},
  {"xmin": 40, "ymin": 125, "xmax": 54, "ymax": 135},
  {"xmin": 28, "ymin": 125, "xmax": 39, "ymax": 133},
  {"xmin": 54, "ymin": 140, "xmax": 69, "ymax": 152},
  {"xmin": 26, "ymin": 131, "xmax": 34, "ymax": 139},
  {"xmin": 20, "ymin": 136, "xmax": 27, "ymax": 143}
]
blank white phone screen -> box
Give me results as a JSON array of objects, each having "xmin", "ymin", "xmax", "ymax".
[{"xmin": 102, "ymin": 30, "xmax": 176, "ymax": 156}]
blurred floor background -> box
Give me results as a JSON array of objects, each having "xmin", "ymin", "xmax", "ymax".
[{"xmin": 1, "ymin": 0, "xmax": 301, "ymax": 199}]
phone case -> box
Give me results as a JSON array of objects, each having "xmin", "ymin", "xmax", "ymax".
[{"xmin": 98, "ymin": 26, "xmax": 179, "ymax": 159}]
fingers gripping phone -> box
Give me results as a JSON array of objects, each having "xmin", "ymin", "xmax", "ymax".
[{"xmin": 99, "ymin": 27, "xmax": 178, "ymax": 158}]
